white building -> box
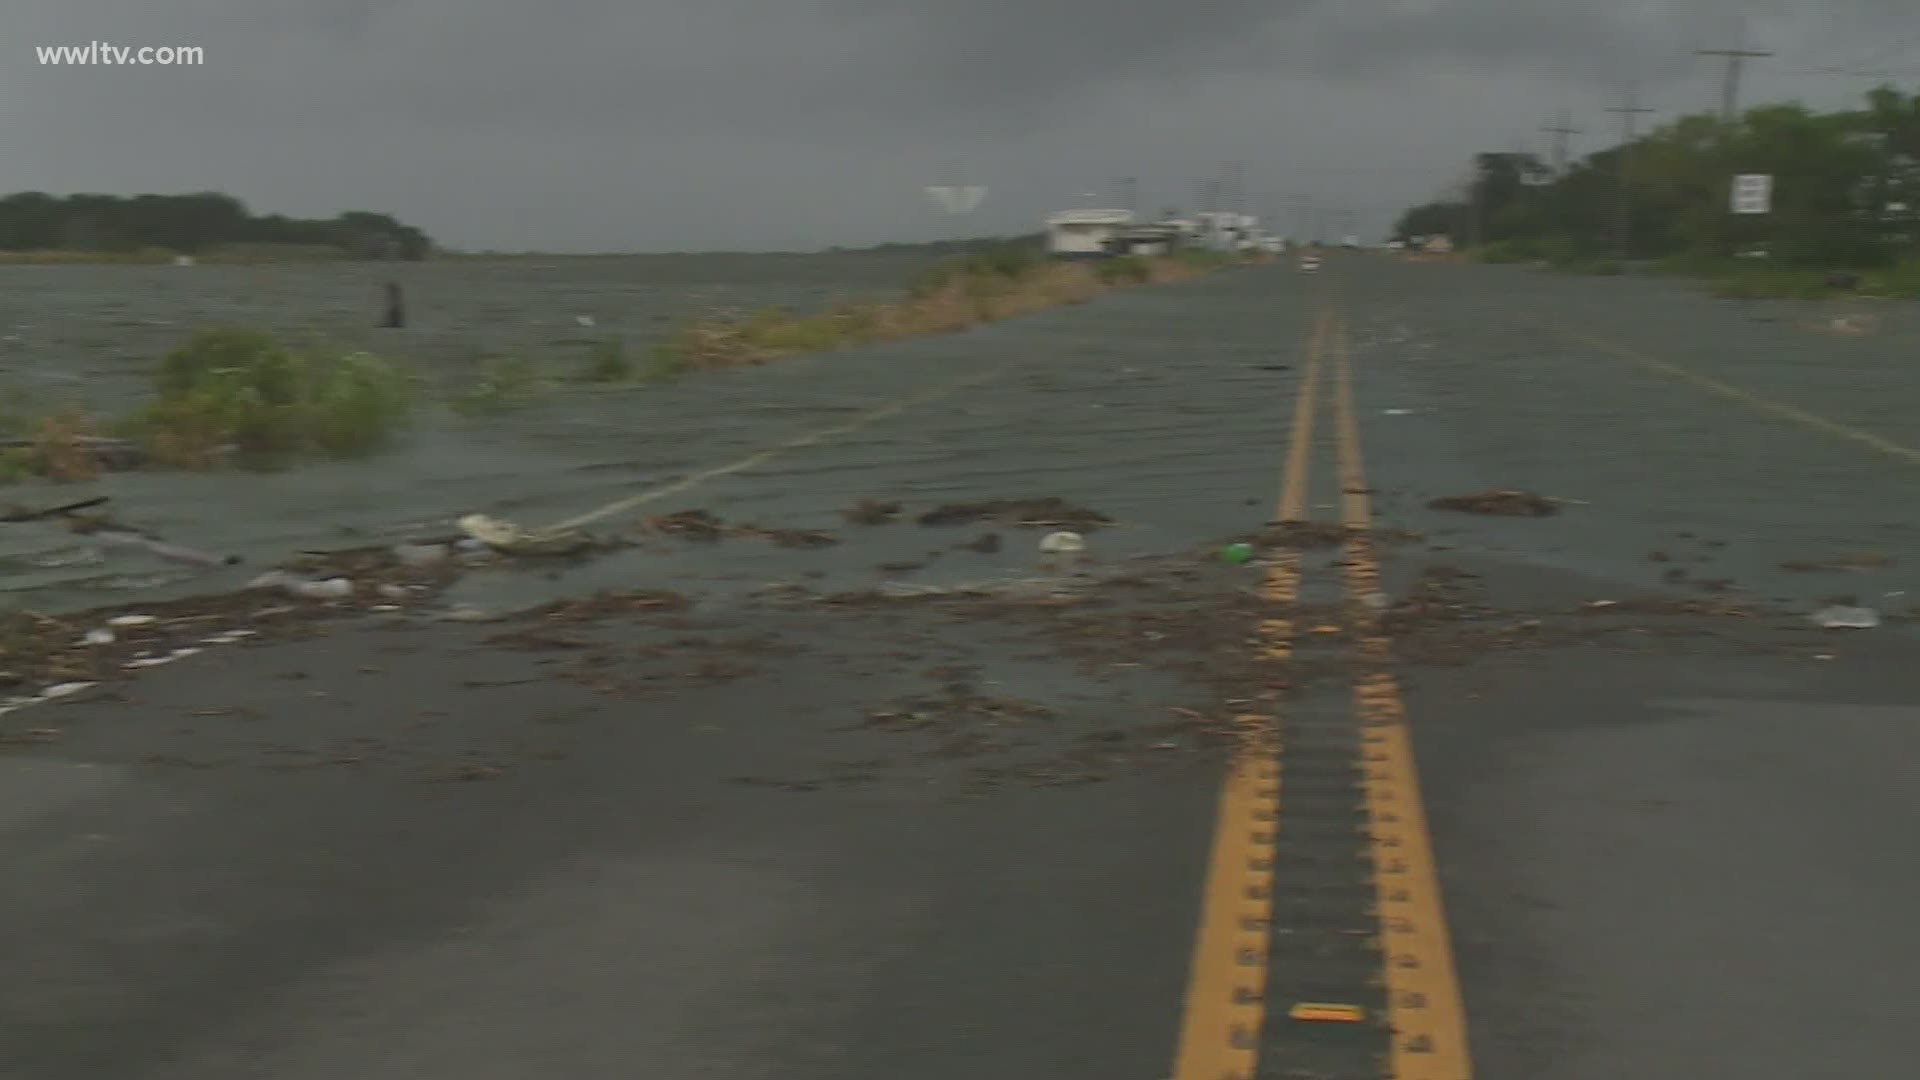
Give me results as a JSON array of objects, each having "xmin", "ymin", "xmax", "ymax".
[
  {"xmin": 1045, "ymin": 208, "xmax": 1135, "ymax": 258},
  {"xmin": 1190, "ymin": 211, "xmax": 1265, "ymax": 252},
  {"xmin": 1113, "ymin": 223, "xmax": 1182, "ymax": 257}
]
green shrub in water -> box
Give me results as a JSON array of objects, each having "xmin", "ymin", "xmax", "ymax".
[
  {"xmin": 583, "ymin": 337, "xmax": 633, "ymax": 382},
  {"xmin": 132, "ymin": 327, "xmax": 412, "ymax": 465}
]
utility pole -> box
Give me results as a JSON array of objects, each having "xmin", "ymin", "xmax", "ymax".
[
  {"xmin": 1540, "ymin": 111, "xmax": 1583, "ymax": 177},
  {"xmin": 1604, "ymin": 89, "xmax": 1656, "ymax": 258},
  {"xmin": 1696, "ymin": 21, "xmax": 1771, "ymax": 126},
  {"xmin": 1538, "ymin": 113, "xmax": 1582, "ymax": 237}
]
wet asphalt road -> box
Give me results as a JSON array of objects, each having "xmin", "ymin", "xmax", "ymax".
[{"xmin": 4, "ymin": 255, "xmax": 1920, "ymax": 1078}]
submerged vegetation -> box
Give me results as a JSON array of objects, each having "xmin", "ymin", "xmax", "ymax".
[
  {"xmin": 655, "ymin": 244, "xmax": 1235, "ymax": 369},
  {"xmin": 0, "ymin": 244, "xmax": 1243, "ymax": 483},
  {"xmin": 121, "ymin": 329, "xmax": 414, "ymax": 467},
  {"xmin": 450, "ymin": 355, "xmax": 554, "ymax": 416}
]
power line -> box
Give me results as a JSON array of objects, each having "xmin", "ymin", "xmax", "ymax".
[
  {"xmin": 1540, "ymin": 110, "xmax": 1584, "ymax": 176},
  {"xmin": 1696, "ymin": 20, "xmax": 1772, "ymax": 124}
]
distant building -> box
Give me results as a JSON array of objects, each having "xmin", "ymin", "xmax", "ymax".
[
  {"xmin": 1112, "ymin": 223, "xmax": 1183, "ymax": 257},
  {"xmin": 1044, "ymin": 208, "xmax": 1135, "ymax": 258}
]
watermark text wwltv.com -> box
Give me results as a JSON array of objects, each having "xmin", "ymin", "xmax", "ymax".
[{"xmin": 36, "ymin": 42, "xmax": 204, "ymax": 66}]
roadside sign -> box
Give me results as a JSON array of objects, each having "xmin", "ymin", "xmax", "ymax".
[{"xmin": 1732, "ymin": 174, "xmax": 1772, "ymax": 215}]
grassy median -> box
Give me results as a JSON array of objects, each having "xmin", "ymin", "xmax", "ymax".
[{"xmin": 652, "ymin": 246, "xmax": 1236, "ymax": 370}]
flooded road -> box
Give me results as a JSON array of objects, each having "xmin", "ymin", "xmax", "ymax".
[
  {"xmin": 4, "ymin": 255, "xmax": 1920, "ymax": 1079},
  {"xmin": 0, "ymin": 252, "xmax": 942, "ymax": 614}
]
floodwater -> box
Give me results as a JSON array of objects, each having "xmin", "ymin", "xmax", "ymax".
[{"xmin": 0, "ymin": 253, "xmax": 943, "ymax": 615}]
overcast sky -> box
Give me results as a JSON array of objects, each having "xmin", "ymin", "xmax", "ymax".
[{"xmin": 8, "ymin": 1, "xmax": 1918, "ymax": 251}]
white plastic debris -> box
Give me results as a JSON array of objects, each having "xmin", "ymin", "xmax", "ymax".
[
  {"xmin": 82, "ymin": 629, "xmax": 115, "ymax": 646},
  {"xmin": 250, "ymin": 571, "xmax": 352, "ymax": 600},
  {"xmin": 1811, "ymin": 605, "xmax": 1880, "ymax": 630},
  {"xmin": 1038, "ymin": 531, "xmax": 1086, "ymax": 555},
  {"xmin": 41, "ymin": 682, "xmax": 95, "ymax": 700},
  {"xmin": 1382, "ymin": 408, "xmax": 1415, "ymax": 416},
  {"xmin": 575, "ymin": 314, "xmax": 596, "ymax": 328},
  {"xmin": 455, "ymin": 513, "xmax": 585, "ymax": 555},
  {"xmin": 459, "ymin": 514, "xmax": 522, "ymax": 548},
  {"xmin": 291, "ymin": 577, "xmax": 354, "ymax": 600},
  {"xmin": 106, "ymin": 614, "xmax": 156, "ymax": 628},
  {"xmin": 439, "ymin": 606, "xmax": 500, "ymax": 623}
]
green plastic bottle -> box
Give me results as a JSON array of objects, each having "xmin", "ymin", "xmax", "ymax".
[{"xmin": 1221, "ymin": 542, "xmax": 1255, "ymax": 565}]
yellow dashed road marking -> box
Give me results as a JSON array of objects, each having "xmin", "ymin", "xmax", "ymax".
[
  {"xmin": 1332, "ymin": 312, "xmax": 1473, "ymax": 1079},
  {"xmin": 1170, "ymin": 306, "xmax": 1326, "ymax": 1080}
]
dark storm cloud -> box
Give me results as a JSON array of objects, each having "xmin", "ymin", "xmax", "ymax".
[
  {"xmin": 821, "ymin": 0, "xmax": 1316, "ymax": 109},
  {"xmin": 5, "ymin": 1, "xmax": 1918, "ymax": 250}
]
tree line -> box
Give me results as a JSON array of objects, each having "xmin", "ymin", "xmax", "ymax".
[
  {"xmin": 0, "ymin": 192, "xmax": 432, "ymax": 259},
  {"xmin": 1393, "ymin": 84, "xmax": 1920, "ymax": 269}
]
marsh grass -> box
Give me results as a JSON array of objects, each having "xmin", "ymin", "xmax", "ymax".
[
  {"xmin": 654, "ymin": 246, "xmax": 1229, "ymax": 371},
  {"xmin": 122, "ymin": 328, "xmax": 412, "ymax": 467}
]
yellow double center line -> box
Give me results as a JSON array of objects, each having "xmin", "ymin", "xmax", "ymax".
[{"xmin": 1172, "ymin": 304, "xmax": 1472, "ymax": 1079}]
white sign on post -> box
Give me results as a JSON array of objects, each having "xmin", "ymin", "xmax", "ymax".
[{"xmin": 1732, "ymin": 174, "xmax": 1772, "ymax": 214}]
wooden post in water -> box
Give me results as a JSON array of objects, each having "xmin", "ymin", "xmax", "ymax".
[{"xmin": 381, "ymin": 282, "xmax": 406, "ymax": 328}]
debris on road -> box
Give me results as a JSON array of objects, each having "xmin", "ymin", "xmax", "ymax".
[
  {"xmin": 958, "ymin": 532, "xmax": 1003, "ymax": 553},
  {"xmin": 1220, "ymin": 542, "xmax": 1255, "ymax": 565},
  {"xmin": 85, "ymin": 528, "xmax": 239, "ymax": 567},
  {"xmin": 392, "ymin": 543, "xmax": 449, "ymax": 568},
  {"xmin": 640, "ymin": 509, "xmax": 837, "ymax": 548},
  {"xmin": 519, "ymin": 589, "xmax": 693, "ymax": 623},
  {"xmin": 1427, "ymin": 490, "xmax": 1560, "ymax": 517},
  {"xmin": 916, "ymin": 497, "xmax": 1112, "ymax": 531},
  {"xmin": 1811, "ymin": 605, "xmax": 1881, "ymax": 630},
  {"xmin": 1038, "ymin": 530, "xmax": 1086, "ymax": 555},
  {"xmin": 248, "ymin": 571, "xmax": 353, "ymax": 600},
  {"xmin": 737, "ymin": 526, "xmax": 839, "ymax": 548},
  {"xmin": 1239, "ymin": 521, "xmax": 1351, "ymax": 549},
  {"xmin": 644, "ymin": 509, "xmax": 727, "ymax": 540},
  {"xmin": 457, "ymin": 513, "xmax": 596, "ymax": 556},
  {"xmin": 1780, "ymin": 553, "xmax": 1892, "ymax": 573},
  {"xmin": 841, "ymin": 499, "xmax": 902, "ymax": 525},
  {"xmin": 17, "ymin": 502, "xmax": 240, "ymax": 567},
  {"xmin": 0, "ymin": 495, "xmax": 112, "ymax": 524}
]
